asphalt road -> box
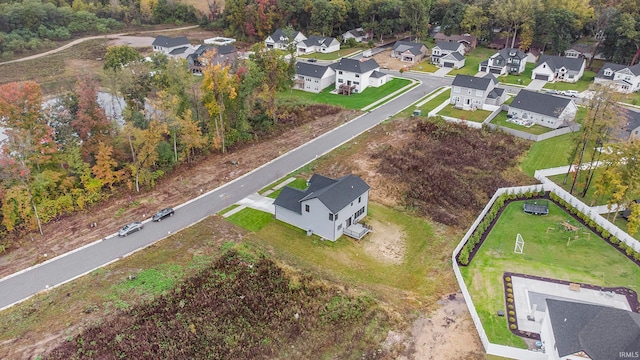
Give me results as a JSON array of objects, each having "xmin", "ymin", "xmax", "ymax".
[{"xmin": 0, "ymin": 72, "xmax": 448, "ymax": 311}]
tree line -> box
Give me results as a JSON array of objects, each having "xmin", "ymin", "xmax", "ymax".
[
  {"xmin": 219, "ymin": 0, "xmax": 640, "ymax": 66},
  {"xmin": 0, "ymin": 0, "xmax": 200, "ymax": 57},
  {"xmin": 0, "ymin": 44, "xmax": 306, "ymax": 242}
]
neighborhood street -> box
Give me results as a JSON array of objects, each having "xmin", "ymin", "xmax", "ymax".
[{"xmin": 0, "ymin": 71, "xmax": 449, "ymax": 311}]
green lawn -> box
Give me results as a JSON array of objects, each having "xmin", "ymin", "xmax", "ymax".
[
  {"xmin": 542, "ymin": 71, "xmax": 596, "ymax": 92},
  {"xmin": 437, "ymin": 104, "xmax": 491, "ymax": 122},
  {"xmin": 448, "ymin": 47, "xmax": 495, "ymax": 76},
  {"xmin": 520, "ymin": 132, "xmax": 574, "ymax": 176},
  {"xmin": 266, "ymin": 178, "xmax": 308, "ymax": 199},
  {"xmin": 491, "ymin": 111, "xmax": 552, "ymax": 135},
  {"xmin": 412, "ymin": 60, "xmax": 439, "ymax": 73},
  {"xmin": 461, "ymin": 201, "xmax": 640, "ymax": 348},
  {"xmin": 241, "ymin": 202, "xmax": 458, "ymax": 302},
  {"xmin": 226, "ymin": 208, "xmax": 274, "ymax": 232},
  {"xmin": 281, "ymin": 78, "xmax": 411, "ymax": 110},
  {"xmin": 497, "ymin": 63, "xmax": 535, "ymax": 86},
  {"xmin": 416, "ymin": 88, "xmax": 451, "ymax": 113},
  {"xmin": 613, "ymin": 216, "xmax": 640, "ymax": 241},
  {"xmin": 297, "ymin": 47, "xmax": 360, "ymax": 60},
  {"xmin": 622, "ymin": 91, "xmax": 640, "ymax": 107}
]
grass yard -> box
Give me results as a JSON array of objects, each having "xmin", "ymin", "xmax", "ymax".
[
  {"xmin": 519, "ymin": 132, "xmax": 574, "ymax": 176},
  {"xmin": 242, "ymin": 202, "xmax": 458, "ymax": 306},
  {"xmin": 622, "ymin": 91, "xmax": 640, "ymax": 107},
  {"xmin": 613, "ymin": 216, "xmax": 640, "ymax": 241},
  {"xmin": 226, "ymin": 207, "xmax": 274, "ymax": 232},
  {"xmin": 415, "ymin": 88, "xmax": 451, "ymax": 114},
  {"xmin": 412, "ymin": 60, "xmax": 439, "ymax": 73},
  {"xmin": 542, "ymin": 70, "xmax": 597, "ymax": 92},
  {"xmin": 491, "ymin": 111, "xmax": 552, "ymax": 135},
  {"xmin": 297, "ymin": 47, "xmax": 361, "ymax": 60},
  {"xmin": 448, "ymin": 47, "xmax": 495, "ymax": 76},
  {"xmin": 497, "ymin": 63, "xmax": 535, "ymax": 86},
  {"xmin": 282, "ymin": 78, "xmax": 411, "ymax": 110},
  {"xmin": 460, "ymin": 201, "xmax": 640, "ymax": 348},
  {"xmin": 266, "ymin": 178, "xmax": 308, "ymax": 199},
  {"xmin": 436, "ymin": 104, "xmax": 491, "ymax": 122}
]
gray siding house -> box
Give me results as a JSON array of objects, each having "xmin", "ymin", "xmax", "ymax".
[
  {"xmin": 450, "ymin": 74, "xmax": 506, "ymax": 110},
  {"xmin": 152, "ymin": 36, "xmax": 192, "ymax": 57},
  {"xmin": 431, "ymin": 41, "xmax": 466, "ymax": 68},
  {"xmin": 273, "ymin": 174, "xmax": 371, "ymax": 241},
  {"xmin": 479, "ymin": 48, "xmax": 527, "ymax": 75},
  {"xmin": 594, "ymin": 63, "xmax": 640, "ymax": 93},
  {"xmin": 391, "ymin": 41, "xmax": 428, "ymax": 63},
  {"xmin": 508, "ymin": 90, "xmax": 577, "ymax": 129},
  {"xmin": 265, "ymin": 29, "xmax": 306, "ymax": 50}
]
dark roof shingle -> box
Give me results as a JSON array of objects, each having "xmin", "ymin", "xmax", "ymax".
[
  {"xmin": 510, "ymin": 90, "xmax": 572, "ymax": 117},
  {"xmin": 333, "ymin": 58, "xmax": 379, "ymax": 74}
]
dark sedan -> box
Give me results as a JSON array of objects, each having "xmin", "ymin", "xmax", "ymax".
[{"xmin": 152, "ymin": 208, "xmax": 175, "ymax": 222}]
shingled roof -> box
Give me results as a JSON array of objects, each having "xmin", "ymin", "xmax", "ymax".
[
  {"xmin": 547, "ymin": 299, "xmax": 640, "ymax": 360},
  {"xmin": 451, "ymin": 73, "xmax": 497, "ymax": 90},
  {"xmin": 333, "ymin": 58, "xmax": 379, "ymax": 74},
  {"xmin": 510, "ymin": 90, "xmax": 573, "ymax": 117},
  {"xmin": 295, "ymin": 62, "xmax": 333, "ymax": 78},
  {"xmin": 152, "ymin": 35, "xmax": 190, "ymax": 48},
  {"xmin": 434, "ymin": 41, "xmax": 464, "ymax": 52},
  {"xmin": 537, "ymin": 55, "xmax": 585, "ymax": 72},
  {"xmin": 597, "ymin": 62, "xmax": 640, "ymax": 79},
  {"xmin": 273, "ymin": 174, "xmax": 370, "ymax": 214}
]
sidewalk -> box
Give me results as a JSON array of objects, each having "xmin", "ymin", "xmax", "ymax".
[{"xmin": 361, "ymin": 77, "xmax": 419, "ymax": 111}]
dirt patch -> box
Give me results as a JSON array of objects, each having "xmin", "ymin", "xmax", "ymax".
[
  {"xmin": 372, "ymin": 49, "xmax": 413, "ymax": 71},
  {"xmin": 362, "ymin": 218, "xmax": 406, "ymax": 264},
  {"xmin": 405, "ymin": 293, "xmax": 485, "ymax": 360}
]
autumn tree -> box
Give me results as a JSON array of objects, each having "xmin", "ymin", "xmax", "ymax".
[
  {"xmin": 563, "ymin": 85, "xmax": 625, "ymax": 197},
  {"xmin": 103, "ymin": 45, "xmax": 143, "ymax": 72},
  {"xmin": 201, "ymin": 58, "xmax": 239, "ymax": 153},
  {"xmin": 125, "ymin": 121, "xmax": 168, "ymax": 192},
  {"xmin": 400, "ymin": 0, "xmax": 431, "ymax": 42},
  {"xmin": 491, "ymin": 0, "xmax": 537, "ymax": 49},
  {"xmin": 92, "ymin": 141, "xmax": 124, "ymax": 190},
  {"xmin": 72, "ymin": 76, "xmax": 114, "ymax": 162}
]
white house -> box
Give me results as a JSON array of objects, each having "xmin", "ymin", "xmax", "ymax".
[
  {"xmin": 540, "ymin": 299, "xmax": 640, "ymax": 360},
  {"xmin": 293, "ymin": 62, "xmax": 336, "ymax": 93},
  {"xmin": 531, "ymin": 55, "xmax": 585, "ymax": 83},
  {"xmin": 342, "ymin": 28, "xmax": 369, "ymax": 43},
  {"xmin": 334, "ymin": 58, "xmax": 382, "ymax": 94},
  {"xmin": 297, "ymin": 36, "xmax": 340, "ymax": 55},
  {"xmin": 265, "ymin": 29, "xmax": 306, "ymax": 50},
  {"xmin": 151, "ymin": 36, "xmax": 193, "ymax": 57},
  {"xmin": 479, "ymin": 48, "xmax": 527, "ymax": 75},
  {"xmin": 508, "ymin": 90, "xmax": 577, "ymax": 129},
  {"xmin": 450, "ymin": 73, "xmax": 506, "ymax": 110},
  {"xmin": 431, "ymin": 41, "xmax": 466, "ymax": 68},
  {"xmin": 594, "ymin": 63, "xmax": 640, "ymax": 93},
  {"xmin": 273, "ymin": 174, "xmax": 371, "ymax": 241}
]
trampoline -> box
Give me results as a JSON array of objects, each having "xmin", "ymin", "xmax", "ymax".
[{"xmin": 523, "ymin": 200, "xmax": 549, "ymax": 215}]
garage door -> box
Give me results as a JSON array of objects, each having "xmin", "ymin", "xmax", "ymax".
[
  {"xmin": 490, "ymin": 68, "xmax": 501, "ymax": 74},
  {"xmin": 535, "ymin": 74, "xmax": 549, "ymax": 80},
  {"xmin": 443, "ymin": 62, "xmax": 454, "ymax": 68}
]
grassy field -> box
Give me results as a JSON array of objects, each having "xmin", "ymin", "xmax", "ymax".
[
  {"xmin": 519, "ymin": 132, "xmax": 574, "ymax": 176},
  {"xmin": 281, "ymin": 78, "xmax": 411, "ymax": 110},
  {"xmin": 297, "ymin": 47, "xmax": 361, "ymax": 60},
  {"xmin": 436, "ymin": 104, "xmax": 491, "ymax": 122},
  {"xmin": 542, "ymin": 70, "xmax": 597, "ymax": 92},
  {"xmin": 412, "ymin": 60, "xmax": 439, "ymax": 73},
  {"xmin": 415, "ymin": 88, "xmax": 451, "ymax": 113},
  {"xmin": 239, "ymin": 202, "xmax": 459, "ymax": 307},
  {"xmin": 460, "ymin": 200, "xmax": 640, "ymax": 348},
  {"xmin": 265, "ymin": 178, "xmax": 308, "ymax": 198},
  {"xmin": 497, "ymin": 63, "xmax": 535, "ymax": 86},
  {"xmin": 491, "ymin": 111, "xmax": 552, "ymax": 135},
  {"xmin": 448, "ymin": 47, "xmax": 495, "ymax": 76}
]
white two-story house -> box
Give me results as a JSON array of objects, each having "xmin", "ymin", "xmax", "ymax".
[
  {"xmin": 450, "ymin": 74, "xmax": 506, "ymax": 110},
  {"xmin": 297, "ymin": 36, "xmax": 340, "ymax": 55},
  {"xmin": 265, "ymin": 29, "xmax": 306, "ymax": 50},
  {"xmin": 431, "ymin": 41, "xmax": 466, "ymax": 69},
  {"xmin": 531, "ymin": 55, "xmax": 585, "ymax": 83},
  {"xmin": 273, "ymin": 174, "xmax": 371, "ymax": 241},
  {"xmin": 334, "ymin": 58, "xmax": 386, "ymax": 94},
  {"xmin": 594, "ymin": 63, "xmax": 640, "ymax": 93},
  {"xmin": 293, "ymin": 62, "xmax": 336, "ymax": 93},
  {"xmin": 152, "ymin": 36, "xmax": 193, "ymax": 58}
]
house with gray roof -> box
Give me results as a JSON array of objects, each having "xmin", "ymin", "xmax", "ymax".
[
  {"xmin": 540, "ymin": 299, "xmax": 640, "ymax": 360},
  {"xmin": 297, "ymin": 36, "xmax": 340, "ymax": 55},
  {"xmin": 265, "ymin": 28, "xmax": 306, "ymax": 50},
  {"xmin": 152, "ymin": 36, "xmax": 193, "ymax": 56},
  {"xmin": 564, "ymin": 43, "xmax": 597, "ymax": 60},
  {"xmin": 334, "ymin": 58, "xmax": 386, "ymax": 93},
  {"xmin": 508, "ymin": 90, "xmax": 577, "ymax": 129},
  {"xmin": 616, "ymin": 108, "xmax": 640, "ymax": 141},
  {"xmin": 479, "ymin": 48, "xmax": 527, "ymax": 75},
  {"xmin": 391, "ymin": 41, "xmax": 428, "ymax": 63},
  {"xmin": 433, "ymin": 33, "xmax": 477, "ymax": 50},
  {"xmin": 594, "ymin": 63, "xmax": 640, "ymax": 93},
  {"xmin": 187, "ymin": 44, "xmax": 237, "ymax": 74},
  {"xmin": 342, "ymin": 28, "xmax": 369, "ymax": 43},
  {"xmin": 531, "ymin": 55, "xmax": 586, "ymax": 83},
  {"xmin": 294, "ymin": 62, "xmax": 336, "ymax": 93},
  {"xmin": 431, "ymin": 41, "xmax": 466, "ymax": 68},
  {"xmin": 450, "ymin": 74, "xmax": 506, "ymax": 110},
  {"xmin": 273, "ymin": 174, "xmax": 371, "ymax": 241}
]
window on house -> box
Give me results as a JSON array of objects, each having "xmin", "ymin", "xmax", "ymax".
[
  {"xmin": 338, "ymin": 79, "xmax": 344, "ymax": 83},
  {"xmin": 305, "ymin": 204, "xmax": 310, "ymax": 212},
  {"xmin": 604, "ymin": 69, "xmax": 612, "ymax": 76},
  {"xmin": 453, "ymin": 86, "xmax": 461, "ymax": 93},
  {"xmin": 475, "ymin": 90, "xmax": 483, "ymax": 97},
  {"xmin": 354, "ymin": 81, "xmax": 359, "ymax": 85},
  {"xmin": 467, "ymin": 89, "xmax": 472, "ymax": 95},
  {"xmin": 358, "ymin": 196, "xmax": 361, "ymax": 203},
  {"xmin": 355, "ymin": 74, "xmax": 360, "ymax": 78},
  {"xmin": 338, "ymin": 71, "xmax": 343, "ymax": 74},
  {"xmin": 335, "ymin": 213, "xmax": 338, "ymax": 220},
  {"xmin": 338, "ymin": 224, "xmax": 342, "ymax": 230},
  {"xmin": 329, "ymin": 213, "xmax": 334, "ymax": 221}
]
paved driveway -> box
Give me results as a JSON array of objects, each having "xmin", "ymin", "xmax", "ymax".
[{"xmin": 526, "ymin": 79, "xmax": 547, "ymax": 91}]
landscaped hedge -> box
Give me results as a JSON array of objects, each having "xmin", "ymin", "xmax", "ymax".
[{"xmin": 456, "ymin": 190, "xmax": 640, "ymax": 266}]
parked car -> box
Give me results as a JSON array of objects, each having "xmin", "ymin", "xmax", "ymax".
[
  {"xmin": 564, "ymin": 90, "xmax": 579, "ymax": 97},
  {"xmin": 307, "ymin": 58, "xmax": 317, "ymax": 62},
  {"xmin": 118, "ymin": 222, "xmax": 143, "ymax": 237},
  {"xmin": 545, "ymin": 89, "xmax": 559, "ymax": 95},
  {"xmin": 152, "ymin": 207, "xmax": 175, "ymax": 222}
]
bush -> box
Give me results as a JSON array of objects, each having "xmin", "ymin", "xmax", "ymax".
[
  {"xmin": 510, "ymin": 324, "xmax": 517, "ymax": 330},
  {"xmin": 508, "ymin": 304, "xmax": 514, "ymax": 310},
  {"xmin": 508, "ymin": 317, "xmax": 516, "ymax": 323},
  {"xmin": 507, "ymin": 288, "xmax": 513, "ymax": 293},
  {"xmin": 508, "ymin": 311, "xmax": 515, "ymax": 316},
  {"xmin": 506, "ymin": 282, "xmax": 512, "ymax": 288},
  {"xmin": 505, "ymin": 277, "xmax": 511, "ymax": 282},
  {"xmin": 507, "ymin": 298, "xmax": 513, "ymax": 303},
  {"xmin": 507, "ymin": 293, "xmax": 513, "ymax": 298}
]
